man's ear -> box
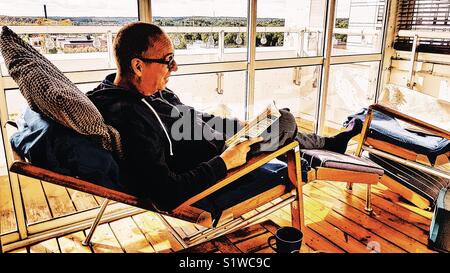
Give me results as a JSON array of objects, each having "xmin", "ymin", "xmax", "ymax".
[{"xmin": 131, "ymin": 58, "xmax": 143, "ymax": 77}]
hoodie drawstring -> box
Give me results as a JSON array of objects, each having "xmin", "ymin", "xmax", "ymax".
[{"xmin": 141, "ymin": 98, "xmax": 174, "ymax": 156}]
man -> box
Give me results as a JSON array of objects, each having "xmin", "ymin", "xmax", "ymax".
[{"xmin": 87, "ymin": 22, "xmax": 361, "ymax": 214}]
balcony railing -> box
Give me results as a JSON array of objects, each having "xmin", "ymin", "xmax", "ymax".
[{"xmin": 1, "ymin": 25, "xmax": 381, "ymax": 64}]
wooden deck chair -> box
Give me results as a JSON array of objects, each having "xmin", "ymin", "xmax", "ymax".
[
  {"xmin": 354, "ymin": 104, "xmax": 450, "ymax": 210},
  {"xmin": 2, "ymin": 121, "xmax": 304, "ymax": 250}
]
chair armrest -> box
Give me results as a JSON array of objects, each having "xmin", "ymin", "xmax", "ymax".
[
  {"xmin": 173, "ymin": 141, "xmax": 299, "ymax": 211},
  {"xmin": 369, "ymin": 104, "xmax": 450, "ymax": 139}
]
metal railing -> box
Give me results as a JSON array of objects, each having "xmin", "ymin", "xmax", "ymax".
[
  {"xmin": 4, "ymin": 25, "xmax": 381, "ymax": 58},
  {"xmin": 396, "ymin": 30, "xmax": 450, "ymax": 88}
]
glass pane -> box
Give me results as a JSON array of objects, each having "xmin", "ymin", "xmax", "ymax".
[
  {"xmin": 5, "ymin": 90, "xmax": 28, "ymax": 122},
  {"xmin": 324, "ymin": 61, "xmax": 379, "ymax": 140},
  {"xmin": 152, "ymin": 0, "xmax": 248, "ymax": 64},
  {"xmin": 0, "ymin": 0, "xmax": 139, "ymax": 74},
  {"xmin": 0, "ymin": 135, "xmax": 7, "ymax": 176},
  {"xmin": 332, "ymin": 0, "xmax": 386, "ymax": 56},
  {"xmin": 0, "ymin": 128, "xmax": 17, "ymax": 234},
  {"xmin": 255, "ymin": 66, "xmax": 321, "ymax": 133},
  {"xmin": 256, "ymin": 0, "xmax": 327, "ymax": 60},
  {"xmin": 167, "ymin": 71, "xmax": 246, "ymax": 120}
]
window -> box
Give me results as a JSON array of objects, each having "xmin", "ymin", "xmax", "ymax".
[
  {"xmin": 255, "ymin": 66, "xmax": 321, "ymax": 133},
  {"xmin": 152, "ymin": 0, "xmax": 248, "ymax": 64},
  {"xmin": 0, "ymin": 130, "xmax": 8, "ymax": 176},
  {"xmin": 168, "ymin": 71, "xmax": 247, "ymax": 120},
  {"xmin": 323, "ymin": 61, "xmax": 379, "ymax": 136},
  {"xmin": 395, "ymin": 0, "xmax": 450, "ymax": 54},
  {"xmin": 0, "ymin": 0, "xmax": 139, "ymax": 73},
  {"xmin": 256, "ymin": 0, "xmax": 327, "ymax": 60},
  {"xmin": 332, "ymin": 0, "xmax": 386, "ymax": 55}
]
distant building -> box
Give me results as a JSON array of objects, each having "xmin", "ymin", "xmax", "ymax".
[
  {"xmin": 60, "ymin": 39, "xmax": 94, "ymax": 49},
  {"xmin": 36, "ymin": 18, "xmax": 73, "ymax": 26}
]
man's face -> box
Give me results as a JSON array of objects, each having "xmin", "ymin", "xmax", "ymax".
[{"xmin": 136, "ymin": 34, "xmax": 178, "ymax": 96}]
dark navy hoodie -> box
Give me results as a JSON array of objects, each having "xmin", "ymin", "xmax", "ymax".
[{"xmin": 86, "ymin": 73, "xmax": 241, "ymax": 212}]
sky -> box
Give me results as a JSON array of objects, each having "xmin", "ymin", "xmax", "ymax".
[{"xmin": 0, "ymin": 0, "xmax": 351, "ymax": 18}]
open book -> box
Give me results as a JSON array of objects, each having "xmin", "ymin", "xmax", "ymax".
[{"xmin": 225, "ymin": 103, "xmax": 281, "ymax": 146}]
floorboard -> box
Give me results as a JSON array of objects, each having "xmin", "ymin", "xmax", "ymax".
[
  {"xmin": 87, "ymin": 223, "xmax": 123, "ymax": 253},
  {"xmin": 19, "ymin": 175, "xmax": 53, "ymax": 224},
  {"xmin": 0, "ymin": 175, "xmax": 17, "ymax": 233},
  {"xmin": 41, "ymin": 182, "xmax": 76, "ymax": 217},
  {"xmin": 306, "ymin": 182, "xmax": 433, "ymax": 253}
]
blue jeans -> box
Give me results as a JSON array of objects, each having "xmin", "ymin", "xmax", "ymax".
[{"xmin": 194, "ymin": 159, "xmax": 288, "ymax": 225}]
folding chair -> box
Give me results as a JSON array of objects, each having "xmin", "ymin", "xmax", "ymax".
[
  {"xmin": 3, "ymin": 121, "xmax": 304, "ymax": 250},
  {"xmin": 354, "ymin": 104, "xmax": 450, "ymax": 210}
]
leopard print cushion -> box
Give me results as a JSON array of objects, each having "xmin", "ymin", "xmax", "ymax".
[{"xmin": 0, "ymin": 26, "xmax": 122, "ymax": 157}]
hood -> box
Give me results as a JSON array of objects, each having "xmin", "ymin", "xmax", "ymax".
[{"xmin": 86, "ymin": 73, "xmax": 145, "ymax": 109}]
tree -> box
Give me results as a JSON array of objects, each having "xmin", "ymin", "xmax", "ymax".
[{"xmin": 335, "ymin": 18, "xmax": 349, "ymax": 42}]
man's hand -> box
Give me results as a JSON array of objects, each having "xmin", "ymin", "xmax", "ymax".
[{"xmin": 220, "ymin": 137, "xmax": 264, "ymax": 170}]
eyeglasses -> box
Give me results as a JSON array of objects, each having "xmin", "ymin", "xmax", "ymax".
[{"xmin": 137, "ymin": 53, "xmax": 175, "ymax": 71}]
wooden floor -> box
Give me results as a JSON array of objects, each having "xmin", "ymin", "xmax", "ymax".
[{"xmin": 4, "ymin": 179, "xmax": 436, "ymax": 253}]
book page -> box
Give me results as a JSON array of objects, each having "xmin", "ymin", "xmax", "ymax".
[{"xmin": 225, "ymin": 103, "xmax": 281, "ymax": 146}]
